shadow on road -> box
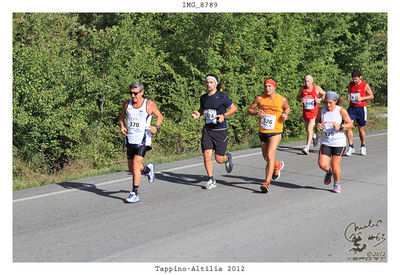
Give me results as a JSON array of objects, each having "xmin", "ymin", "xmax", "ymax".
[
  {"xmin": 158, "ymin": 171, "xmax": 262, "ymax": 192},
  {"xmin": 222, "ymin": 174, "xmax": 332, "ymax": 193},
  {"xmin": 57, "ymin": 181, "xmax": 129, "ymax": 202},
  {"xmin": 156, "ymin": 172, "xmax": 207, "ymax": 189},
  {"xmin": 277, "ymin": 145, "xmax": 319, "ymax": 155},
  {"xmin": 56, "ymin": 169, "xmax": 332, "ymax": 202},
  {"xmin": 158, "ymin": 172, "xmax": 332, "ymax": 193}
]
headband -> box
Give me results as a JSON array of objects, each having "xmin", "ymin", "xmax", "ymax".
[
  {"xmin": 205, "ymin": 76, "xmax": 218, "ymax": 86},
  {"xmin": 264, "ymin": 79, "xmax": 276, "ymax": 88},
  {"xmin": 326, "ymin": 91, "xmax": 339, "ymax": 100}
]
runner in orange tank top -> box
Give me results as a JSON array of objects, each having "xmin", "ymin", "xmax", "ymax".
[{"xmin": 247, "ymin": 78, "xmax": 290, "ymax": 193}]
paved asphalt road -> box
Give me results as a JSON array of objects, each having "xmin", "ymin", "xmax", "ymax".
[{"xmin": 13, "ymin": 131, "xmax": 387, "ymax": 263}]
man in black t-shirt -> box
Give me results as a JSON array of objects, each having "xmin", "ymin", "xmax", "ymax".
[{"xmin": 192, "ymin": 74, "xmax": 238, "ymax": 189}]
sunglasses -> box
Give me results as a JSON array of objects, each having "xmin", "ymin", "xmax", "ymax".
[{"xmin": 130, "ymin": 91, "xmax": 142, "ymax": 96}]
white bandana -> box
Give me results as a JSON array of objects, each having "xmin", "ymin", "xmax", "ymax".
[{"xmin": 205, "ymin": 76, "xmax": 218, "ymax": 86}]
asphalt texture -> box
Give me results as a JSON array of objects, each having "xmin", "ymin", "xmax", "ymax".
[{"xmin": 13, "ymin": 130, "xmax": 387, "ymax": 262}]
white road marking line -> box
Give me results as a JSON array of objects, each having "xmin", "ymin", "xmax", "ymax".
[
  {"xmin": 13, "ymin": 152, "xmax": 261, "ymax": 203},
  {"xmin": 289, "ymin": 132, "xmax": 387, "ymax": 148},
  {"xmin": 13, "ymin": 132, "xmax": 386, "ymax": 203},
  {"xmin": 13, "ymin": 178, "xmax": 131, "ymax": 203}
]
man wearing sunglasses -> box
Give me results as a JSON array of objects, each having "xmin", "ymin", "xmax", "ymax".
[{"xmin": 119, "ymin": 82, "xmax": 164, "ymax": 203}]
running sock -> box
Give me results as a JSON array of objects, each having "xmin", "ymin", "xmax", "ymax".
[
  {"xmin": 143, "ymin": 166, "xmax": 150, "ymax": 175},
  {"xmin": 132, "ymin": 186, "xmax": 139, "ymax": 195},
  {"xmin": 208, "ymin": 176, "xmax": 214, "ymax": 181},
  {"xmin": 349, "ymin": 144, "xmax": 354, "ymax": 148},
  {"xmin": 361, "ymin": 144, "xmax": 366, "ymax": 147}
]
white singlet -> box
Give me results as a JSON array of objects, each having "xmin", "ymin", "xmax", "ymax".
[
  {"xmin": 126, "ymin": 99, "xmax": 152, "ymax": 146},
  {"xmin": 320, "ymin": 105, "xmax": 346, "ymax": 147}
]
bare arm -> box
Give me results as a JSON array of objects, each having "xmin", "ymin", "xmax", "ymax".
[
  {"xmin": 316, "ymin": 86, "xmax": 326, "ymax": 104},
  {"xmin": 357, "ymin": 83, "xmax": 374, "ymax": 102},
  {"xmin": 247, "ymin": 96, "xmax": 264, "ymax": 117},
  {"xmin": 335, "ymin": 107, "xmax": 354, "ymax": 131},
  {"xmin": 217, "ymin": 102, "xmax": 238, "ymax": 123},
  {"xmin": 296, "ymin": 87, "xmax": 304, "ymax": 103},
  {"xmin": 281, "ymin": 96, "xmax": 290, "ymax": 120},
  {"xmin": 118, "ymin": 101, "xmax": 129, "ymax": 136},
  {"xmin": 192, "ymin": 106, "xmax": 204, "ymax": 119},
  {"xmin": 147, "ymin": 100, "xmax": 164, "ymax": 134},
  {"xmin": 316, "ymin": 108, "xmax": 323, "ymax": 130}
]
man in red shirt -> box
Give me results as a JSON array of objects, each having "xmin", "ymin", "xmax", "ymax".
[
  {"xmin": 345, "ymin": 70, "xmax": 374, "ymax": 156},
  {"xmin": 296, "ymin": 75, "xmax": 326, "ymax": 155}
]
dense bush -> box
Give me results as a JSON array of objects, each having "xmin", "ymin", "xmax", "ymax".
[{"xmin": 13, "ymin": 13, "xmax": 387, "ymax": 173}]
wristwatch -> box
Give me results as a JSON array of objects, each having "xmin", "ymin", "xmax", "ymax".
[
  {"xmin": 155, "ymin": 125, "xmax": 160, "ymax": 131},
  {"xmin": 339, "ymin": 124, "xmax": 344, "ymax": 131}
]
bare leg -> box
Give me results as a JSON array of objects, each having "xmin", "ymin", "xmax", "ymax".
[
  {"xmin": 358, "ymin": 125, "xmax": 366, "ymax": 145},
  {"xmin": 132, "ymin": 155, "xmax": 145, "ymax": 188},
  {"xmin": 346, "ymin": 127, "xmax": 354, "ymax": 145},
  {"xmin": 305, "ymin": 118, "xmax": 316, "ymax": 147},
  {"xmin": 215, "ymin": 154, "xmax": 228, "ymax": 164},
  {"xmin": 318, "ymin": 154, "xmax": 332, "ymax": 174},
  {"xmin": 330, "ymin": 155, "xmax": 343, "ymax": 184},
  {"xmin": 261, "ymin": 134, "xmax": 282, "ymax": 183},
  {"xmin": 203, "ymin": 149, "xmax": 214, "ymax": 177}
]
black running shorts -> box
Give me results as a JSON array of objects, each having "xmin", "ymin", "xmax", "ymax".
[
  {"xmin": 319, "ymin": 144, "xmax": 346, "ymax": 157},
  {"xmin": 201, "ymin": 127, "xmax": 229, "ymax": 156},
  {"xmin": 126, "ymin": 137, "xmax": 152, "ymax": 159},
  {"xmin": 258, "ymin": 132, "xmax": 283, "ymax": 143}
]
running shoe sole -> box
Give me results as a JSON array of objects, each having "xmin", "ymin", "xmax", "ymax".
[
  {"xmin": 260, "ymin": 184, "xmax": 270, "ymax": 193},
  {"xmin": 206, "ymin": 180, "xmax": 217, "ymax": 190},
  {"xmin": 225, "ymin": 152, "xmax": 233, "ymax": 173},
  {"xmin": 147, "ymin": 163, "xmax": 155, "ymax": 183},
  {"xmin": 126, "ymin": 194, "xmax": 140, "ymax": 203},
  {"xmin": 324, "ymin": 173, "xmax": 332, "ymax": 185},
  {"xmin": 126, "ymin": 199, "xmax": 140, "ymax": 203},
  {"xmin": 313, "ymin": 134, "xmax": 319, "ymax": 147},
  {"xmin": 345, "ymin": 148, "xmax": 355, "ymax": 157},
  {"xmin": 272, "ymin": 161, "xmax": 284, "ymax": 181},
  {"xmin": 333, "ymin": 184, "xmax": 341, "ymax": 193}
]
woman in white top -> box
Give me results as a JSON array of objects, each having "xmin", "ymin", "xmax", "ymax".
[{"xmin": 316, "ymin": 91, "xmax": 353, "ymax": 193}]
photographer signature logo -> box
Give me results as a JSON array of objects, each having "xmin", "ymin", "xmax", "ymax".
[{"xmin": 344, "ymin": 218, "xmax": 386, "ymax": 261}]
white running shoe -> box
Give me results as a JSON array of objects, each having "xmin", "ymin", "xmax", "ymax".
[
  {"xmin": 206, "ymin": 178, "xmax": 217, "ymax": 190},
  {"xmin": 146, "ymin": 163, "xmax": 155, "ymax": 183},
  {"xmin": 126, "ymin": 192, "xmax": 140, "ymax": 203},
  {"xmin": 345, "ymin": 146, "xmax": 355, "ymax": 156},
  {"xmin": 302, "ymin": 145, "xmax": 309, "ymax": 155},
  {"xmin": 360, "ymin": 146, "xmax": 367, "ymax": 156}
]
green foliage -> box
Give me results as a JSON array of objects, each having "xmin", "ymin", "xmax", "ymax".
[{"xmin": 13, "ymin": 13, "xmax": 387, "ymax": 178}]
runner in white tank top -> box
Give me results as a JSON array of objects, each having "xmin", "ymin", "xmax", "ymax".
[
  {"xmin": 119, "ymin": 82, "xmax": 164, "ymax": 203},
  {"xmin": 126, "ymin": 98, "xmax": 152, "ymax": 146},
  {"xmin": 316, "ymin": 91, "xmax": 353, "ymax": 193},
  {"xmin": 320, "ymin": 105, "xmax": 346, "ymax": 147}
]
